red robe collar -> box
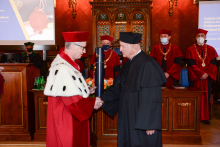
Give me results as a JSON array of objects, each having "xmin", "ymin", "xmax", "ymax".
[
  {"xmin": 161, "ymin": 43, "xmax": 170, "ymax": 51},
  {"xmin": 59, "ymin": 51, "xmax": 79, "ymax": 71},
  {"xmin": 104, "ymin": 49, "xmax": 111, "ymax": 55},
  {"xmin": 196, "ymin": 43, "xmax": 205, "ymax": 51}
]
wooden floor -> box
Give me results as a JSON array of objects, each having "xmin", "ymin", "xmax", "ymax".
[{"xmin": 0, "ymin": 103, "xmax": 220, "ymax": 147}]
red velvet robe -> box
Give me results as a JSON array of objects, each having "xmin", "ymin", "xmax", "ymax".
[
  {"xmin": 46, "ymin": 52, "xmax": 96, "ymax": 147},
  {"xmin": 185, "ymin": 43, "xmax": 218, "ymax": 121},
  {"xmin": 89, "ymin": 49, "xmax": 120, "ymax": 79},
  {"xmin": 150, "ymin": 43, "xmax": 183, "ymax": 87},
  {"xmin": 0, "ymin": 74, "xmax": 4, "ymax": 95}
]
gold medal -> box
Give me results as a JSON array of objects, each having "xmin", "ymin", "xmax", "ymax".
[
  {"xmin": 164, "ymin": 56, "xmax": 167, "ymax": 60},
  {"xmin": 202, "ymin": 62, "xmax": 206, "ymax": 67},
  {"xmin": 104, "ymin": 65, "xmax": 107, "ymax": 68}
]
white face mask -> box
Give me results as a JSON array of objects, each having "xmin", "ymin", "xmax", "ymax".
[
  {"xmin": 197, "ymin": 37, "xmax": 205, "ymax": 45},
  {"xmin": 160, "ymin": 38, "xmax": 168, "ymax": 45}
]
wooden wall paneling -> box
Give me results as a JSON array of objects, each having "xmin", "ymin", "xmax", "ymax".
[
  {"xmin": 90, "ymin": 1, "xmax": 152, "ymax": 54},
  {"xmin": 0, "ymin": 63, "xmax": 40, "ymax": 141},
  {"xmin": 91, "ymin": 87, "xmax": 204, "ymax": 146},
  {"xmin": 162, "ymin": 97, "xmax": 169, "ymax": 131},
  {"xmin": 29, "ymin": 90, "xmax": 48, "ymax": 141},
  {"xmin": 173, "ymin": 98, "xmax": 196, "ymax": 130},
  {"xmin": 102, "ymin": 111, "xmax": 118, "ymax": 135},
  {"xmin": 161, "ymin": 89, "xmax": 203, "ymax": 145}
]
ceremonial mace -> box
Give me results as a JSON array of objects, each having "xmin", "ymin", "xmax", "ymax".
[{"xmin": 95, "ymin": 47, "xmax": 104, "ymax": 97}]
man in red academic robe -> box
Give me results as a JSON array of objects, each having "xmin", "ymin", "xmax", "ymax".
[
  {"xmin": 150, "ymin": 29, "xmax": 183, "ymax": 87},
  {"xmin": 58, "ymin": 47, "xmax": 87, "ymax": 73},
  {"xmin": 44, "ymin": 31, "xmax": 104, "ymax": 147},
  {"xmin": 185, "ymin": 28, "xmax": 218, "ymax": 123},
  {"xmin": 0, "ymin": 67, "xmax": 4, "ymax": 95},
  {"xmin": 89, "ymin": 35, "xmax": 121, "ymax": 79}
]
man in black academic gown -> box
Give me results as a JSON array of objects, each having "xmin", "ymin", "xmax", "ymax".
[
  {"xmin": 18, "ymin": 42, "xmax": 43, "ymax": 69},
  {"xmin": 97, "ymin": 32, "xmax": 166, "ymax": 147}
]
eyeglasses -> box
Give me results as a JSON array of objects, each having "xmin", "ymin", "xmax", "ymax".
[{"xmin": 74, "ymin": 43, "xmax": 86, "ymax": 50}]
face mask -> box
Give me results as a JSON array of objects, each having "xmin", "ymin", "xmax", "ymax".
[
  {"xmin": 197, "ymin": 37, "xmax": 205, "ymax": 45},
  {"xmin": 160, "ymin": 38, "xmax": 168, "ymax": 45},
  {"xmin": 27, "ymin": 48, "xmax": 33, "ymax": 52},
  {"xmin": 103, "ymin": 45, "xmax": 110, "ymax": 51}
]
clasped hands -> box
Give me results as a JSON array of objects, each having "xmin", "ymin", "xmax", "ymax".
[
  {"xmin": 200, "ymin": 73, "xmax": 209, "ymax": 79},
  {"xmin": 89, "ymin": 86, "xmax": 104, "ymax": 110}
]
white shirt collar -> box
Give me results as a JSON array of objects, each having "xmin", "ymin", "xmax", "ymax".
[{"xmin": 130, "ymin": 49, "xmax": 141, "ymax": 61}]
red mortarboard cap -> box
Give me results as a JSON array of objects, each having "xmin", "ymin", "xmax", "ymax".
[
  {"xmin": 158, "ymin": 29, "xmax": 172, "ymax": 35},
  {"xmin": 195, "ymin": 28, "xmax": 208, "ymax": 36},
  {"xmin": 62, "ymin": 31, "xmax": 90, "ymax": 42},
  {"xmin": 100, "ymin": 35, "xmax": 114, "ymax": 42}
]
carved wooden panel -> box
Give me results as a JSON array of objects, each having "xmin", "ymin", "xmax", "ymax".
[
  {"xmin": 173, "ymin": 98, "xmax": 196, "ymax": 130},
  {"xmin": 38, "ymin": 97, "xmax": 48, "ymax": 128},
  {"xmin": 91, "ymin": 1, "xmax": 152, "ymax": 52},
  {"xmin": 1, "ymin": 72, "xmax": 22, "ymax": 126},
  {"xmin": 90, "ymin": 87, "xmax": 204, "ymax": 146},
  {"xmin": 30, "ymin": 90, "xmax": 48, "ymax": 141},
  {"xmin": 101, "ymin": 111, "xmax": 118, "ymax": 135},
  {"xmin": 0, "ymin": 63, "xmax": 40, "ymax": 141},
  {"xmin": 162, "ymin": 97, "xmax": 169, "ymax": 131}
]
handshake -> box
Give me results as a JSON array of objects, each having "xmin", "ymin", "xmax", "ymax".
[
  {"xmin": 89, "ymin": 86, "xmax": 104, "ymax": 110},
  {"xmin": 94, "ymin": 97, "xmax": 104, "ymax": 110}
]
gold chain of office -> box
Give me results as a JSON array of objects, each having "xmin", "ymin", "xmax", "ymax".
[
  {"xmin": 159, "ymin": 43, "xmax": 172, "ymax": 60},
  {"xmin": 194, "ymin": 43, "xmax": 207, "ymax": 67},
  {"xmin": 93, "ymin": 50, "xmax": 113, "ymax": 70}
]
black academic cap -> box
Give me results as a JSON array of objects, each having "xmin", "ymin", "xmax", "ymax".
[
  {"xmin": 119, "ymin": 32, "xmax": 142, "ymax": 44},
  {"xmin": 24, "ymin": 42, "xmax": 34, "ymax": 46}
]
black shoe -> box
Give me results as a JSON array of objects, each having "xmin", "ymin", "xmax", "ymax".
[{"xmin": 201, "ymin": 120, "xmax": 211, "ymax": 125}]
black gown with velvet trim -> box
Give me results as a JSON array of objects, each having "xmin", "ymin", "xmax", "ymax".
[{"xmin": 101, "ymin": 51, "xmax": 166, "ymax": 147}]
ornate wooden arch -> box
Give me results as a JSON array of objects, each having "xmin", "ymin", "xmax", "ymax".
[{"xmin": 90, "ymin": 0, "xmax": 152, "ymax": 52}]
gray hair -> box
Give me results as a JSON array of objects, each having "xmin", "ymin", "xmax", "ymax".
[{"xmin": 65, "ymin": 42, "xmax": 81, "ymax": 49}]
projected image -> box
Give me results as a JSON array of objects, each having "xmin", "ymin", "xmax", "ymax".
[
  {"xmin": 0, "ymin": 0, "xmax": 54, "ymax": 44},
  {"xmin": 199, "ymin": 1, "xmax": 220, "ymax": 55}
]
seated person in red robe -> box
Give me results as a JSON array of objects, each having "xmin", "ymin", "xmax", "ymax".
[
  {"xmin": 89, "ymin": 35, "xmax": 121, "ymax": 79},
  {"xmin": 44, "ymin": 31, "xmax": 104, "ymax": 147},
  {"xmin": 185, "ymin": 28, "xmax": 218, "ymax": 124},
  {"xmin": 0, "ymin": 67, "xmax": 4, "ymax": 95},
  {"xmin": 150, "ymin": 29, "xmax": 183, "ymax": 87}
]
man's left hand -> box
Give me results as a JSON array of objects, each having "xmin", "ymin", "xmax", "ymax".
[
  {"xmin": 146, "ymin": 130, "xmax": 155, "ymax": 135},
  {"xmin": 164, "ymin": 72, "xmax": 169, "ymax": 78},
  {"xmin": 89, "ymin": 86, "xmax": 96, "ymax": 94}
]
